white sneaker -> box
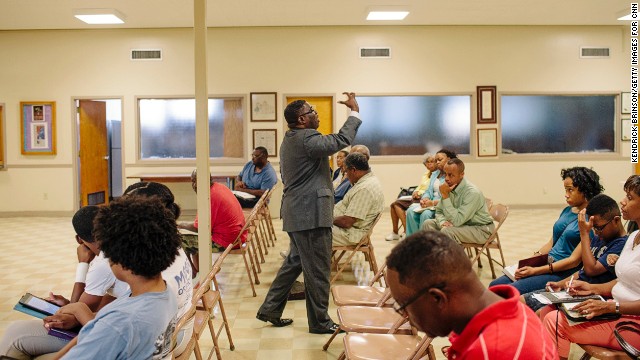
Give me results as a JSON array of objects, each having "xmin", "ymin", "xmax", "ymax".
[{"xmin": 385, "ymin": 233, "xmax": 400, "ymax": 241}]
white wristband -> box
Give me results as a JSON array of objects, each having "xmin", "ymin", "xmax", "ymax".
[{"xmin": 75, "ymin": 262, "xmax": 89, "ymax": 283}]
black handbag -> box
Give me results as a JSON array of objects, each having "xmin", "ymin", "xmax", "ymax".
[
  {"xmin": 614, "ymin": 320, "xmax": 640, "ymax": 359},
  {"xmin": 397, "ymin": 186, "xmax": 417, "ymax": 198}
]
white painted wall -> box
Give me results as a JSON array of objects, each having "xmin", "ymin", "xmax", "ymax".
[{"xmin": 0, "ymin": 25, "xmax": 632, "ymax": 214}]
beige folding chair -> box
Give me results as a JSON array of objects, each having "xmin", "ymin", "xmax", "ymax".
[
  {"xmin": 171, "ymin": 298, "xmax": 198, "ymax": 360},
  {"xmin": 341, "ymin": 333, "xmax": 436, "ymax": 360},
  {"xmin": 578, "ymin": 344, "xmax": 632, "ymax": 360},
  {"xmin": 195, "ymin": 265, "xmax": 235, "ymax": 360},
  {"xmin": 331, "ymin": 264, "xmax": 393, "ymax": 307},
  {"xmin": 462, "ymin": 203, "xmax": 508, "ymax": 279},
  {"xmin": 323, "ymin": 305, "xmax": 413, "ymax": 350},
  {"xmin": 330, "ymin": 213, "xmax": 382, "ymax": 284}
]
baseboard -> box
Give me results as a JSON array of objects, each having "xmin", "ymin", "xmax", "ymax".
[{"xmin": 0, "ymin": 211, "xmax": 74, "ymax": 217}]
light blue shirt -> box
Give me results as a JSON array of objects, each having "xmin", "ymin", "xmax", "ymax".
[{"xmin": 238, "ymin": 161, "xmax": 277, "ymax": 190}]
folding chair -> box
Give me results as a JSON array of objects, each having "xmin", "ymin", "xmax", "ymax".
[
  {"xmin": 462, "ymin": 203, "xmax": 508, "ymax": 279},
  {"xmin": 195, "ymin": 265, "xmax": 235, "ymax": 360},
  {"xmin": 330, "ymin": 213, "xmax": 382, "ymax": 284},
  {"xmin": 171, "ymin": 299, "xmax": 198, "ymax": 360},
  {"xmin": 341, "ymin": 333, "xmax": 436, "ymax": 360},
  {"xmin": 331, "ymin": 264, "xmax": 393, "ymax": 307}
]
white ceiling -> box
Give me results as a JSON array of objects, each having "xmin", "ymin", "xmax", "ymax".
[{"xmin": 0, "ymin": 0, "xmax": 633, "ymax": 30}]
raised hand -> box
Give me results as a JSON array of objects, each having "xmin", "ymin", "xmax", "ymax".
[{"xmin": 338, "ymin": 92, "xmax": 359, "ymax": 112}]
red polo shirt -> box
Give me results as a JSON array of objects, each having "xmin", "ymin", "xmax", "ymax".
[
  {"xmin": 194, "ymin": 183, "xmax": 246, "ymax": 248},
  {"xmin": 448, "ymin": 285, "xmax": 558, "ymax": 360}
]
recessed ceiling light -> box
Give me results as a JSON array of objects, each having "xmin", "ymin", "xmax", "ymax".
[
  {"xmin": 74, "ymin": 9, "xmax": 125, "ymax": 24},
  {"xmin": 367, "ymin": 11, "xmax": 409, "ymax": 21}
]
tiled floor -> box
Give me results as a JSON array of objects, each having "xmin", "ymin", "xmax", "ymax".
[{"xmin": 0, "ymin": 206, "xmax": 590, "ymax": 359}]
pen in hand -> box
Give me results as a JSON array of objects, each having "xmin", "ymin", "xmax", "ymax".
[{"xmin": 567, "ymin": 275, "xmax": 575, "ymax": 292}]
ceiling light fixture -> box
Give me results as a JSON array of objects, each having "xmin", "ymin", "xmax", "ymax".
[
  {"xmin": 74, "ymin": 9, "xmax": 126, "ymax": 24},
  {"xmin": 367, "ymin": 11, "xmax": 409, "ymax": 21}
]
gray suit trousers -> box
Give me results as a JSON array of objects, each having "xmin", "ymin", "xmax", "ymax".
[{"xmin": 258, "ymin": 227, "xmax": 333, "ymax": 330}]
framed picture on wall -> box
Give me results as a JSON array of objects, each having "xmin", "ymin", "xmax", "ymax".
[
  {"xmin": 250, "ymin": 92, "xmax": 277, "ymax": 121},
  {"xmin": 20, "ymin": 101, "xmax": 56, "ymax": 155},
  {"xmin": 477, "ymin": 86, "xmax": 497, "ymax": 124},
  {"xmin": 622, "ymin": 118, "xmax": 631, "ymax": 141},
  {"xmin": 253, "ymin": 129, "xmax": 278, "ymax": 157},
  {"xmin": 621, "ymin": 92, "xmax": 631, "ymax": 114},
  {"xmin": 477, "ymin": 128, "xmax": 498, "ymax": 157}
]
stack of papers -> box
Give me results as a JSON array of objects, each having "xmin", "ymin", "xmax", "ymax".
[{"xmin": 232, "ymin": 190, "xmax": 256, "ymax": 200}]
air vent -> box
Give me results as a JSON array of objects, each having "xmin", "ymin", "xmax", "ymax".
[
  {"xmin": 130, "ymin": 49, "xmax": 162, "ymax": 61},
  {"xmin": 360, "ymin": 47, "xmax": 391, "ymax": 58},
  {"xmin": 580, "ymin": 47, "xmax": 610, "ymax": 59}
]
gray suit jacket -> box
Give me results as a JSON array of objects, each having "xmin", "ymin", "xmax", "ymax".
[{"xmin": 280, "ymin": 116, "xmax": 362, "ymax": 232}]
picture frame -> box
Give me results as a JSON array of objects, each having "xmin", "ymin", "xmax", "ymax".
[
  {"xmin": 250, "ymin": 92, "xmax": 277, "ymax": 122},
  {"xmin": 621, "ymin": 92, "xmax": 631, "ymax": 114},
  {"xmin": 477, "ymin": 86, "xmax": 497, "ymax": 124},
  {"xmin": 20, "ymin": 101, "xmax": 56, "ymax": 155},
  {"xmin": 477, "ymin": 128, "xmax": 498, "ymax": 157},
  {"xmin": 252, "ymin": 129, "xmax": 278, "ymax": 157},
  {"xmin": 622, "ymin": 118, "xmax": 631, "ymax": 141}
]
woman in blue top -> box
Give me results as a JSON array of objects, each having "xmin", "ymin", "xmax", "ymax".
[{"xmin": 490, "ymin": 167, "xmax": 604, "ymax": 294}]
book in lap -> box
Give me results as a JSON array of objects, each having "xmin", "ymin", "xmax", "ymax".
[
  {"xmin": 560, "ymin": 298, "xmax": 621, "ymax": 322},
  {"xmin": 502, "ymin": 254, "xmax": 549, "ymax": 281},
  {"xmin": 537, "ymin": 291, "xmax": 604, "ymax": 304},
  {"xmin": 232, "ymin": 190, "xmax": 256, "ymax": 200}
]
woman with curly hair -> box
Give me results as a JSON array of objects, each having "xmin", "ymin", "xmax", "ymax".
[
  {"xmin": 490, "ymin": 166, "xmax": 604, "ymax": 294},
  {"xmin": 53, "ymin": 195, "xmax": 181, "ymax": 359}
]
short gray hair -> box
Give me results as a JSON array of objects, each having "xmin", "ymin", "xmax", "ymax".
[{"xmin": 345, "ymin": 152, "xmax": 370, "ymax": 171}]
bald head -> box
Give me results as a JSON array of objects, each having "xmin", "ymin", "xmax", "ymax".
[{"xmin": 350, "ymin": 145, "xmax": 370, "ymax": 160}]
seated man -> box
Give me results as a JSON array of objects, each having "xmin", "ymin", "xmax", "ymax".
[
  {"xmin": 334, "ymin": 144, "xmax": 371, "ymax": 203},
  {"xmin": 178, "ymin": 170, "xmax": 246, "ymax": 273},
  {"xmin": 0, "ymin": 206, "xmax": 120, "ymax": 359},
  {"xmin": 53, "ymin": 196, "xmax": 180, "ymax": 359},
  {"xmin": 386, "ymin": 231, "xmax": 558, "ymax": 359},
  {"xmin": 522, "ymin": 193, "xmax": 627, "ymax": 312},
  {"xmin": 421, "ymin": 158, "xmax": 494, "ymax": 245},
  {"xmin": 234, "ymin": 146, "xmax": 278, "ymax": 208},
  {"xmin": 332, "ymin": 152, "xmax": 384, "ymax": 246}
]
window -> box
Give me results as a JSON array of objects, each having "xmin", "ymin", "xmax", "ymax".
[
  {"xmin": 501, "ymin": 95, "xmax": 615, "ymax": 154},
  {"xmin": 355, "ymin": 95, "xmax": 471, "ymax": 156},
  {"xmin": 138, "ymin": 97, "xmax": 243, "ymax": 159}
]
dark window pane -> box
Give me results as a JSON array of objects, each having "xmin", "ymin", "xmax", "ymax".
[
  {"xmin": 501, "ymin": 95, "xmax": 615, "ymax": 154},
  {"xmin": 355, "ymin": 95, "xmax": 471, "ymax": 156}
]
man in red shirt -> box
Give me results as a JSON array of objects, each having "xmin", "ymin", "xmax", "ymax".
[
  {"xmin": 178, "ymin": 170, "xmax": 246, "ymax": 273},
  {"xmin": 386, "ymin": 231, "xmax": 558, "ymax": 360}
]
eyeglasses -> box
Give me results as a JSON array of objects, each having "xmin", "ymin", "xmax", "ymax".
[
  {"xmin": 299, "ymin": 107, "xmax": 317, "ymax": 117},
  {"xmin": 393, "ymin": 282, "xmax": 445, "ymax": 317},
  {"xmin": 593, "ymin": 216, "xmax": 617, "ymax": 232}
]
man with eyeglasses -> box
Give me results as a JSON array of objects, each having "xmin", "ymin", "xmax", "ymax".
[
  {"xmin": 256, "ymin": 92, "xmax": 361, "ymax": 335},
  {"xmin": 521, "ymin": 193, "xmax": 627, "ymax": 312},
  {"xmin": 386, "ymin": 231, "xmax": 557, "ymax": 359},
  {"xmin": 234, "ymin": 146, "xmax": 277, "ymax": 208}
]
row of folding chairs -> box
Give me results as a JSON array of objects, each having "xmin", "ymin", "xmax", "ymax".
[
  {"xmin": 170, "ymin": 188, "xmax": 279, "ymax": 359},
  {"xmin": 323, "ymin": 264, "xmax": 437, "ymax": 360}
]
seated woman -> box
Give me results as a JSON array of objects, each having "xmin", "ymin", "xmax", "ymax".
[
  {"xmin": 332, "ymin": 150, "xmax": 349, "ymax": 188},
  {"xmin": 490, "ymin": 167, "xmax": 603, "ymax": 294},
  {"xmin": 521, "ymin": 194, "xmax": 627, "ymax": 312},
  {"xmin": 385, "ymin": 153, "xmax": 436, "ymax": 241},
  {"xmin": 404, "ymin": 149, "xmax": 457, "ymax": 237},
  {"xmin": 543, "ymin": 175, "xmax": 640, "ymax": 360},
  {"xmin": 334, "ymin": 159, "xmax": 352, "ymax": 204},
  {"xmin": 53, "ymin": 195, "xmax": 181, "ymax": 359}
]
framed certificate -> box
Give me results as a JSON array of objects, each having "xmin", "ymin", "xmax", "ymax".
[
  {"xmin": 477, "ymin": 86, "xmax": 497, "ymax": 124},
  {"xmin": 477, "ymin": 128, "xmax": 498, "ymax": 157}
]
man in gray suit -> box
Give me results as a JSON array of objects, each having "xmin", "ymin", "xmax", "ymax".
[{"xmin": 257, "ymin": 92, "xmax": 361, "ymax": 334}]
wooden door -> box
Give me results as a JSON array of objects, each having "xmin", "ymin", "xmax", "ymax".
[
  {"xmin": 78, "ymin": 100, "xmax": 109, "ymax": 206},
  {"xmin": 285, "ymin": 96, "xmax": 333, "ymax": 135}
]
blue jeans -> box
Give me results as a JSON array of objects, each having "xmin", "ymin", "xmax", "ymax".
[{"xmin": 490, "ymin": 266, "xmax": 580, "ymax": 294}]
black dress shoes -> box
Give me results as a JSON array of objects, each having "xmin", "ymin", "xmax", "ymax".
[
  {"xmin": 309, "ymin": 323, "xmax": 343, "ymax": 334},
  {"xmin": 256, "ymin": 313, "xmax": 293, "ymax": 327}
]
